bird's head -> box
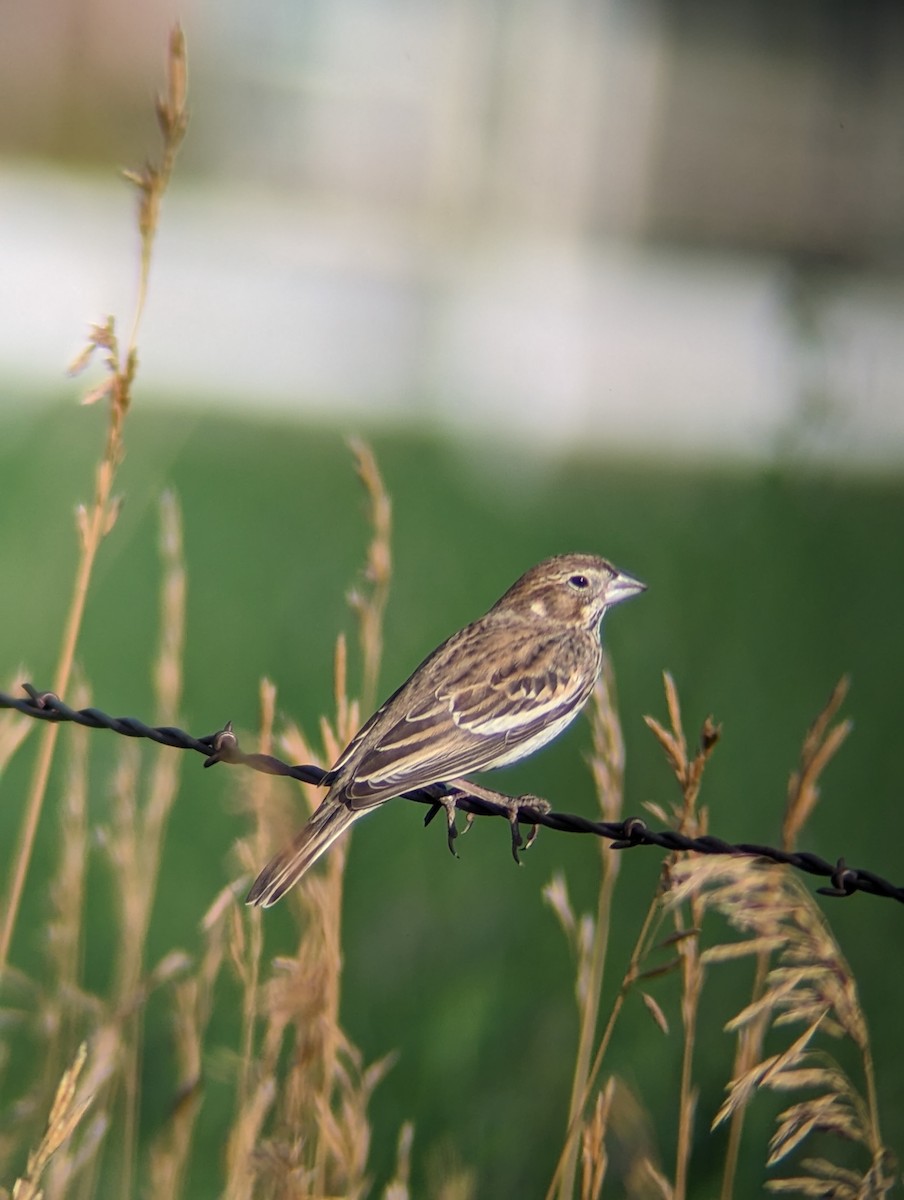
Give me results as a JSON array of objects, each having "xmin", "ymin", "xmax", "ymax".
[{"xmin": 492, "ymin": 554, "xmax": 646, "ymax": 631}]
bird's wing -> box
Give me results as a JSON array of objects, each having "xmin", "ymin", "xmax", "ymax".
[{"xmin": 331, "ymin": 624, "xmax": 598, "ymax": 810}]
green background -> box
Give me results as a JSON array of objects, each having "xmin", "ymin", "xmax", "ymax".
[{"xmin": 1, "ymin": 398, "xmax": 902, "ymax": 1196}]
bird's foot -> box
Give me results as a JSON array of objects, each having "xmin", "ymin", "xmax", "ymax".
[
  {"xmin": 425, "ymin": 785, "xmax": 551, "ymax": 863},
  {"xmin": 447, "ymin": 779, "xmax": 552, "ymax": 863}
]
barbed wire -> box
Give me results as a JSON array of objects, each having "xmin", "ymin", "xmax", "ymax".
[{"xmin": 3, "ymin": 684, "xmax": 901, "ymax": 906}]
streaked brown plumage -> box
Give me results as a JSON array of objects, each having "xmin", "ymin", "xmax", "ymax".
[{"xmin": 246, "ymin": 554, "xmax": 645, "ymax": 906}]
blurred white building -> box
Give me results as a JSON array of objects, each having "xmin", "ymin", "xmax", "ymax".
[{"xmin": 2, "ymin": 0, "xmax": 904, "ymax": 463}]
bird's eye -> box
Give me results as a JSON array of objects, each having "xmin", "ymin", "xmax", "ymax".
[{"xmin": 568, "ymin": 574, "xmax": 590, "ymax": 590}]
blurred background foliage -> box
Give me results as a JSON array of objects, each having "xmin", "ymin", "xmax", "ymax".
[{"xmin": 2, "ymin": 0, "xmax": 904, "ymax": 1195}]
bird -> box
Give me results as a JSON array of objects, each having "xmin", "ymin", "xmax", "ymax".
[{"xmin": 246, "ymin": 553, "xmax": 645, "ymax": 907}]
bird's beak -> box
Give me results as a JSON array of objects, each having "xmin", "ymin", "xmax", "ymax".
[{"xmin": 606, "ymin": 569, "xmax": 647, "ymax": 607}]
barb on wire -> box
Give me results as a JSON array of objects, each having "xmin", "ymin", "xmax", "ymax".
[{"xmin": 3, "ymin": 685, "xmax": 902, "ymax": 906}]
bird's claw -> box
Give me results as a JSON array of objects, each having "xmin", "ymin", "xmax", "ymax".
[
  {"xmin": 507, "ymin": 794, "xmax": 551, "ymax": 863},
  {"xmin": 442, "ymin": 794, "xmax": 460, "ymax": 857},
  {"xmin": 510, "ymin": 816, "xmax": 523, "ymax": 863},
  {"xmin": 523, "ymin": 818, "xmax": 543, "ymax": 851},
  {"xmin": 422, "ymin": 796, "xmax": 461, "ymax": 857},
  {"xmin": 426, "ymin": 788, "xmax": 551, "ymax": 864}
]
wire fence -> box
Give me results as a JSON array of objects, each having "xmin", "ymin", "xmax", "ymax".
[{"xmin": 3, "ymin": 683, "xmax": 901, "ymax": 906}]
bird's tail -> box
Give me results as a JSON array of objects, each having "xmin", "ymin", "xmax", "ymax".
[{"xmin": 245, "ymin": 797, "xmax": 362, "ymax": 907}]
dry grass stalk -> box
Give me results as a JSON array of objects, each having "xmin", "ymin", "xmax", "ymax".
[
  {"xmin": 721, "ymin": 677, "xmax": 855, "ymax": 1200},
  {"xmin": 107, "ymin": 493, "xmax": 186, "ymax": 968},
  {"xmin": 346, "ymin": 438, "xmax": 392, "ymax": 713},
  {"xmin": 665, "ymin": 857, "xmax": 894, "ymax": 1197},
  {"xmin": 8, "ymin": 1044, "xmax": 92, "ymax": 1200},
  {"xmin": 43, "ymin": 1024, "xmax": 121, "ymax": 1200},
  {"xmin": 223, "ymin": 853, "xmax": 397, "ymax": 1199},
  {"xmin": 614, "ymin": 1080, "xmax": 674, "ymax": 1200},
  {"xmin": 121, "ymin": 25, "xmax": 188, "ymax": 348},
  {"xmin": 234, "ymin": 678, "xmax": 277, "ymax": 1108},
  {"xmin": 382, "ymin": 1122, "xmax": 414, "ymax": 1200},
  {"xmin": 550, "ymin": 657, "xmax": 625, "ymax": 1200},
  {"xmin": 643, "ymin": 671, "xmax": 720, "ymax": 836},
  {"xmin": 425, "ymin": 1144, "xmax": 477, "ymax": 1200},
  {"xmin": 221, "ymin": 448, "xmax": 400, "ymax": 1199},
  {"xmin": 782, "ymin": 676, "xmax": 852, "ymax": 853},
  {"xmin": 579, "ymin": 1079, "xmax": 615, "ymax": 1200},
  {"xmin": 578, "ymin": 1076, "xmax": 670, "ymax": 1200},
  {"xmin": 224, "ymin": 679, "xmax": 280, "ymax": 1200},
  {"xmin": 0, "ymin": 25, "xmax": 189, "ymax": 979},
  {"xmin": 545, "ymin": 889, "xmax": 671, "ymax": 1200},
  {"xmin": 644, "ymin": 673, "xmax": 721, "ymax": 1200},
  {"xmin": 94, "ymin": 493, "xmax": 187, "ymax": 1196},
  {"xmin": 40, "ymin": 681, "xmax": 93, "ymax": 1122},
  {"xmin": 146, "ymin": 886, "xmax": 233, "ymax": 1200},
  {"xmin": 638, "ymin": 1160, "xmax": 675, "ymax": 1200},
  {"xmin": 432, "ymin": 1178, "xmax": 477, "ymax": 1200}
]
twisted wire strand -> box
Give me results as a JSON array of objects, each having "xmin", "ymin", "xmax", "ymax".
[{"xmin": 3, "ymin": 685, "xmax": 901, "ymax": 905}]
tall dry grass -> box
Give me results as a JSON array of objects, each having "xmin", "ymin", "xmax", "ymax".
[
  {"xmin": 0, "ymin": 28, "xmax": 411, "ymax": 1200},
  {"xmin": 0, "ymin": 24, "xmax": 188, "ymax": 984},
  {"xmin": 0, "ymin": 25, "xmax": 898, "ymax": 1200},
  {"xmin": 1, "ymin": 466, "xmax": 409, "ymax": 1198},
  {"xmin": 542, "ymin": 674, "xmax": 895, "ymax": 1200}
]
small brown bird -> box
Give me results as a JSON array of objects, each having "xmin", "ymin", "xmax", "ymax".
[{"xmin": 246, "ymin": 553, "xmax": 645, "ymax": 907}]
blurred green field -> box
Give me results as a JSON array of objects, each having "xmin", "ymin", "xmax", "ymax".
[{"xmin": 2, "ymin": 398, "xmax": 903, "ymax": 1197}]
